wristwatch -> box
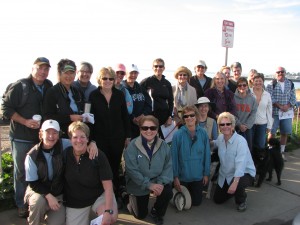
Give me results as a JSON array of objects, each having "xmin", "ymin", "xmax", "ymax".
[{"xmin": 104, "ymin": 209, "xmax": 114, "ymax": 215}]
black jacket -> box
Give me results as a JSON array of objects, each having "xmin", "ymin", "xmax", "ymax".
[
  {"xmin": 43, "ymin": 83, "xmax": 84, "ymax": 138},
  {"xmin": 1, "ymin": 75, "xmax": 53, "ymax": 142},
  {"xmin": 189, "ymin": 74, "xmax": 212, "ymax": 99},
  {"xmin": 27, "ymin": 141, "xmax": 64, "ymax": 196}
]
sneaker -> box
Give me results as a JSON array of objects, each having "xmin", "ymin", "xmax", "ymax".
[
  {"xmin": 150, "ymin": 207, "xmax": 164, "ymax": 225},
  {"xmin": 237, "ymin": 202, "xmax": 247, "ymax": 212},
  {"xmin": 18, "ymin": 207, "xmax": 28, "ymax": 218}
]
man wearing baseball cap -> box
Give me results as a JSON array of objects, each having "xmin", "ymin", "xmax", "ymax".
[
  {"xmin": 189, "ymin": 60, "xmax": 212, "ymax": 99},
  {"xmin": 1, "ymin": 57, "xmax": 53, "ymax": 217}
]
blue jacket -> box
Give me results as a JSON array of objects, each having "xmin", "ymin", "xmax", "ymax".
[
  {"xmin": 171, "ymin": 124, "xmax": 211, "ymax": 182},
  {"xmin": 124, "ymin": 136, "xmax": 173, "ymax": 196}
]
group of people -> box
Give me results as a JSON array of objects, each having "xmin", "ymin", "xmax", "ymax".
[{"xmin": 1, "ymin": 56, "xmax": 296, "ymax": 225}]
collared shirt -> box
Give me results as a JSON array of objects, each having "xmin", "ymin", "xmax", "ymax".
[
  {"xmin": 266, "ymin": 78, "xmax": 296, "ymax": 116},
  {"xmin": 213, "ymin": 132, "xmax": 256, "ymax": 187}
]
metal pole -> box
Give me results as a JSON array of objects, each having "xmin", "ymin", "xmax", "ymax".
[{"xmin": 225, "ymin": 47, "xmax": 228, "ymax": 66}]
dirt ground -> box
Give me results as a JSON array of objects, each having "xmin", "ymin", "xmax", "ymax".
[{"xmin": 0, "ymin": 126, "xmax": 11, "ymax": 153}]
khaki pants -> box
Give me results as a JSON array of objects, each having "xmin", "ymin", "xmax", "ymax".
[
  {"xmin": 25, "ymin": 186, "xmax": 65, "ymax": 225},
  {"xmin": 66, "ymin": 192, "xmax": 118, "ymax": 225}
]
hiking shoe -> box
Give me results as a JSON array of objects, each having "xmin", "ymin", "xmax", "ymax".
[
  {"xmin": 237, "ymin": 202, "xmax": 247, "ymax": 212},
  {"xmin": 150, "ymin": 207, "xmax": 164, "ymax": 225},
  {"xmin": 18, "ymin": 207, "xmax": 28, "ymax": 218}
]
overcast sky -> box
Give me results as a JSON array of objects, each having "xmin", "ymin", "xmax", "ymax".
[{"xmin": 0, "ymin": 0, "xmax": 299, "ymax": 90}]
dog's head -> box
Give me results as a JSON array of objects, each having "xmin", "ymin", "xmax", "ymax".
[
  {"xmin": 268, "ymin": 138, "xmax": 280, "ymax": 148},
  {"xmin": 253, "ymin": 146, "xmax": 269, "ymax": 161}
]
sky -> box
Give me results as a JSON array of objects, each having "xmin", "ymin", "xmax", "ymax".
[{"xmin": 0, "ymin": 0, "xmax": 300, "ymax": 91}]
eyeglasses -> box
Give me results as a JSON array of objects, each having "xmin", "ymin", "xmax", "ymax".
[
  {"xmin": 116, "ymin": 71, "xmax": 126, "ymax": 76},
  {"xmin": 219, "ymin": 123, "xmax": 232, "ymax": 127},
  {"xmin": 178, "ymin": 74, "xmax": 187, "ymax": 77},
  {"xmin": 197, "ymin": 65, "xmax": 205, "ymax": 69},
  {"xmin": 102, "ymin": 77, "xmax": 114, "ymax": 81},
  {"xmin": 276, "ymin": 71, "xmax": 285, "ymax": 74},
  {"xmin": 183, "ymin": 114, "xmax": 195, "ymax": 119},
  {"xmin": 237, "ymin": 84, "xmax": 247, "ymax": 88},
  {"xmin": 153, "ymin": 65, "xmax": 164, "ymax": 68},
  {"xmin": 140, "ymin": 126, "xmax": 157, "ymax": 131}
]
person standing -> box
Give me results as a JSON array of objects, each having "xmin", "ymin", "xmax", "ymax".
[
  {"xmin": 250, "ymin": 73, "xmax": 272, "ymax": 149},
  {"xmin": 266, "ymin": 66, "xmax": 296, "ymax": 159},
  {"xmin": 122, "ymin": 64, "xmax": 152, "ymax": 138},
  {"xmin": 229, "ymin": 62, "xmax": 243, "ymax": 93},
  {"xmin": 114, "ymin": 63, "xmax": 133, "ymax": 115},
  {"xmin": 189, "ymin": 60, "xmax": 212, "ymax": 99},
  {"xmin": 172, "ymin": 66, "xmax": 197, "ymax": 124},
  {"xmin": 140, "ymin": 58, "xmax": 173, "ymax": 139},
  {"xmin": 204, "ymin": 72, "xmax": 237, "ymax": 120},
  {"xmin": 1, "ymin": 57, "xmax": 53, "ymax": 217},
  {"xmin": 89, "ymin": 67, "xmax": 131, "ymax": 206},
  {"xmin": 43, "ymin": 59, "xmax": 85, "ymax": 138},
  {"xmin": 234, "ymin": 77, "xmax": 258, "ymax": 152},
  {"xmin": 72, "ymin": 61, "xmax": 97, "ymax": 102}
]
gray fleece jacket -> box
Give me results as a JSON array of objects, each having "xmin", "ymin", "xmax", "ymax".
[{"xmin": 234, "ymin": 90, "xmax": 258, "ymax": 129}]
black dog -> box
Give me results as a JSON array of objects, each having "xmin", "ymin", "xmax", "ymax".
[
  {"xmin": 266, "ymin": 138, "xmax": 284, "ymax": 185},
  {"xmin": 252, "ymin": 146, "xmax": 270, "ymax": 187}
]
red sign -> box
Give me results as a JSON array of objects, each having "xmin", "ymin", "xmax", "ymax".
[{"xmin": 222, "ymin": 20, "xmax": 234, "ymax": 48}]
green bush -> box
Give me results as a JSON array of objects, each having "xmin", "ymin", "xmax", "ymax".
[{"xmin": 0, "ymin": 152, "xmax": 14, "ymax": 200}]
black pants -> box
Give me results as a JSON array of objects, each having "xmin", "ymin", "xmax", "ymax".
[
  {"xmin": 98, "ymin": 138, "xmax": 125, "ymax": 196},
  {"xmin": 181, "ymin": 180, "xmax": 204, "ymax": 206},
  {"xmin": 128, "ymin": 184, "xmax": 173, "ymax": 219},
  {"xmin": 213, "ymin": 174, "xmax": 254, "ymax": 205}
]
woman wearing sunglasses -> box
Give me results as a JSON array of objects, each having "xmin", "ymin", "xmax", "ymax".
[
  {"xmin": 124, "ymin": 115, "xmax": 173, "ymax": 225},
  {"xmin": 89, "ymin": 67, "xmax": 131, "ymax": 208},
  {"xmin": 234, "ymin": 77, "xmax": 258, "ymax": 152},
  {"xmin": 172, "ymin": 66, "xmax": 197, "ymax": 125},
  {"xmin": 212, "ymin": 112, "xmax": 256, "ymax": 212},
  {"xmin": 171, "ymin": 105, "xmax": 211, "ymax": 206}
]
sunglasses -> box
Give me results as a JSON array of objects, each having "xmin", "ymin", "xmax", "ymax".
[
  {"xmin": 183, "ymin": 114, "xmax": 195, "ymax": 119},
  {"xmin": 178, "ymin": 73, "xmax": 187, "ymax": 77},
  {"xmin": 116, "ymin": 71, "xmax": 126, "ymax": 76},
  {"xmin": 276, "ymin": 71, "xmax": 284, "ymax": 74},
  {"xmin": 102, "ymin": 77, "xmax": 114, "ymax": 81},
  {"xmin": 197, "ymin": 65, "xmax": 205, "ymax": 69},
  {"xmin": 153, "ymin": 65, "xmax": 164, "ymax": 68},
  {"xmin": 219, "ymin": 123, "xmax": 232, "ymax": 127},
  {"xmin": 237, "ymin": 84, "xmax": 247, "ymax": 88},
  {"xmin": 140, "ymin": 126, "xmax": 157, "ymax": 131}
]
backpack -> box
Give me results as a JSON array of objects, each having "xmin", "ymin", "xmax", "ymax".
[
  {"xmin": 272, "ymin": 78, "xmax": 294, "ymax": 90},
  {"xmin": 1, "ymin": 79, "xmax": 30, "ymax": 124}
]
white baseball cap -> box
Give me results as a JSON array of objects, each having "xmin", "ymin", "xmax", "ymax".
[{"xmin": 41, "ymin": 120, "xmax": 60, "ymax": 132}]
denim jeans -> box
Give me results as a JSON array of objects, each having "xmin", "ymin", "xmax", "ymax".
[
  {"xmin": 11, "ymin": 139, "xmax": 35, "ymax": 208},
  {"xmin": 252, "ymin": 124, "xmax": 267, "ymax": 149},
  {"xmin": 237, "ymin": 127, "xmax": 253, "ymax": 152}
]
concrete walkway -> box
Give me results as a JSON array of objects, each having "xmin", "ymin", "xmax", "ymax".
[{"xmin": 1, "ymin": 149, "xmax": 300, "ymax": 225}]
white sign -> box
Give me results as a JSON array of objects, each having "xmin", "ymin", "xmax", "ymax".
[{"xmin": 222, "ymin": 20, "xmax": 234, "ymax": 48}]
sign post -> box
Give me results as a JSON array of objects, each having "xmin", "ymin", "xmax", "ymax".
[{"xmin": 222, "ymin": 20, "xmax": 234, "ymax": 66}]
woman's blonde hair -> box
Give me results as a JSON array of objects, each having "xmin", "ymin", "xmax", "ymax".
[
  {"xmin": 96, "ymin": 67, "xmax": 116, "ymax": 87},
  {"xmin": 217, "ymin": 112, "xmax": 236, "ymax": 131},
  {"xmin": 210, "ymin": 71, "xmax": 228, "ymax": 88},
  {"xmin": 68, "ymin": 121, "xmax": 90, "ymax": 139},
  {"xmin": 138, "ymin": 115, "xmax": 159, "ymax": 129}
]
